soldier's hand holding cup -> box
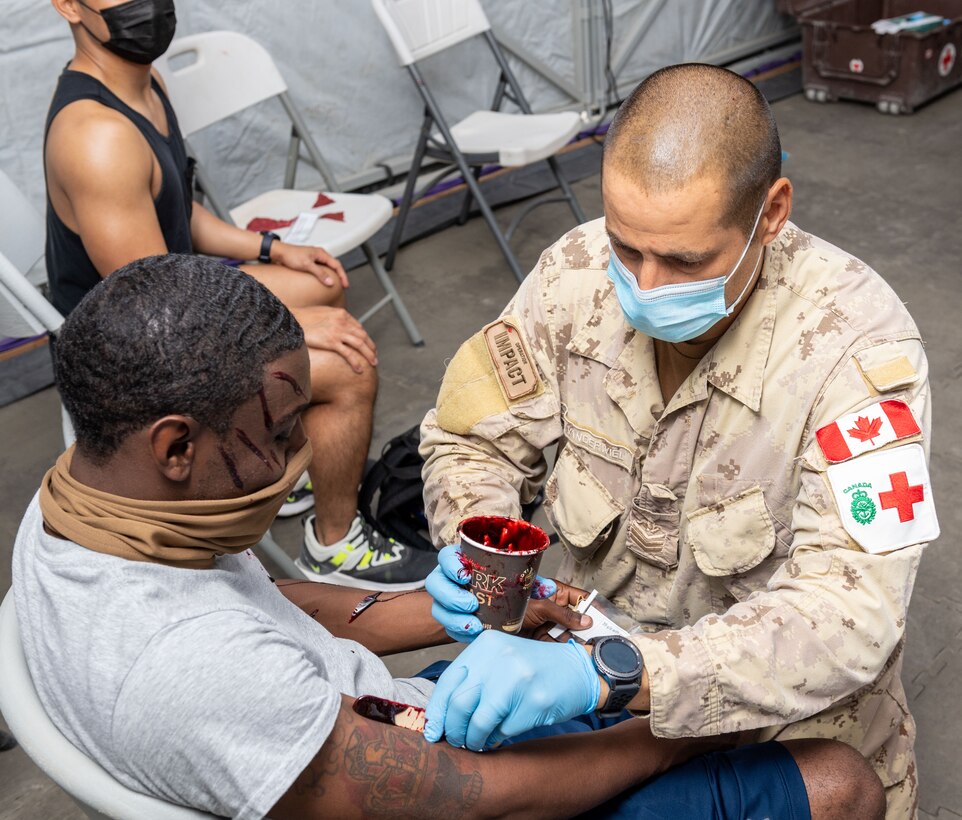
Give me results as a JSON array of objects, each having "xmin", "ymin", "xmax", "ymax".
[{"xmin": 426, "ymin": 520, "xmax": 592, "ymax": 642}]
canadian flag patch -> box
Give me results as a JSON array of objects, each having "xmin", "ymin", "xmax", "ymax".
[
  {"xmin": 826, "ymin": 444, "xmax": 939, "ymax": 553},
  {"xmin": 816, "ymin": 399, "xmax": 920, "ymax": 463}
]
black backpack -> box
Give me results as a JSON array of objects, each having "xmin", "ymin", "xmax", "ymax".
[
  {"xmin": 358, "ymin": 424, "xmax": 548, "ymax": 551},
  {"xmin": 358, "ymin": 425, "xmax": 433, "ymax": 551}
]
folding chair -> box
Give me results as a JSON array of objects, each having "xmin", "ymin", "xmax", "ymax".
[
  {"xmin": 0, "ymin": 169, "xmax": 62, "ymax": 338},
  {"xmin": 0, "ymin": 592, "xmax": 217, "ymax": 819},
  {"xmin": 0, "ymin": 168, "xmax": 75, "ymax": 445},
  {"xmin": 371, "ymin": 0, "xmax": 588, "ymax": 283},
  {"xmin": 0, "ymin": 169, "xmax": 303, "ymax": 580},
  {"xmin": 154, "ymin": 30, "xmax": 423, "ymax": 346}
]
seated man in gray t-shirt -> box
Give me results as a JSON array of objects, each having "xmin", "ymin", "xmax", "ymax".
[{"xmin": 13, "ymin": 254, "xmax": 883, "ymax": 820}]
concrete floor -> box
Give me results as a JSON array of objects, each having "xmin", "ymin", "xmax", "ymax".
[{"xmin": 1, "ymin": 88, "xmax": 961, "ymax": 818}]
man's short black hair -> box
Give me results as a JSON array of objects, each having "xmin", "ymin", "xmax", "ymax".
[
  {"xmin": 603, "ymin": 63, "xmax": 782, "ymax": 235},
  {"xmin": 55, "ymin": 254, "xmax": 304, "ymax": 462}
]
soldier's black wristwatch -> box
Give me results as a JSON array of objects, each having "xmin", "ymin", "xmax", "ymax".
[
  {"xmin": 590, "ymin": 635, "xmax": 643, "ymax": 718},
  {"xmin": 258, "ymin": 231, "xmax": 279, "ymax": 263}
]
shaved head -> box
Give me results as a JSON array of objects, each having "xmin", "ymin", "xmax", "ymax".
[{"xmin": 603, "ymin": 64, "xmax": 782, "ymax": 235}]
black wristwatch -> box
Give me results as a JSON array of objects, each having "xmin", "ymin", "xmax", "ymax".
[
  {"xmin": 590, "ymin": 635, "xmax": 643, "ymax": 718},
  {"xmin": 258, "ymin": 231, "xmax": 279, "ymax": 263}
]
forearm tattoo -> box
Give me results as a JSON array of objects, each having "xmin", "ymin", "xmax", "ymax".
[{"xmin": 293, "ymin": 717, "xmax": 483, "ymax": 816}]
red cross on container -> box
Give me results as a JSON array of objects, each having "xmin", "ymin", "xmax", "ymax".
[{"xmin": 879, "ymin": 471, "xmax": 925, "ymax": 522}]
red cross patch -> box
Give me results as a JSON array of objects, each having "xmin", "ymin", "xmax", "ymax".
[
  {"xmin": 826, "ymin": 444, "xmax": 939, "ymax": 553},
  {"xmin": 879, "ymin": 471, "xmax": 925, "ymax": 522},
  {"xmin": 939, "ymin": 43, "xmax": 957, "ymax": 77}
]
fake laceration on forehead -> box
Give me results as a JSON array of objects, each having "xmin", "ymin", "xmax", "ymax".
[
  {"xmin": 272, "ymin": 370, "xmax": 306, "ymax": 399},
  {"xmin": 257, "ymin": 388, "xmax": 274, "ymax": 430},
  {"xmin": 217, "ymin": 446, "xmax": 244, "ymax": 490},
  {"xmin": 235, "ymin": 428, "xmax": 273, "ymax": 471}
]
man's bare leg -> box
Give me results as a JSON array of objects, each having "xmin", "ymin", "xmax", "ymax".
[
  {"xmin": 241, "ymin": 263, "xmax": 345, "ymax": 310},
  {"xmin": 244, "ymin": 261, "xmax": 369, "ymax": 538},
  {"xmin": 304, "ymin": 348, "xmax": 377, "ymax": 543},
  {"xmin": 782, "ymin": 738, "xmax": 886, "ymax": 820}
]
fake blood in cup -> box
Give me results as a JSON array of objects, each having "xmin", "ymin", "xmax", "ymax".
[{"xmin": 457, "ymin": 516, "xmax": 550, "ymax": 633}]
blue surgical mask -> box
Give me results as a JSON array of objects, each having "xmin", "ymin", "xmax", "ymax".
[{"xmin": 607, "ymin": 201, "xmax": 766, "ymax": 343}]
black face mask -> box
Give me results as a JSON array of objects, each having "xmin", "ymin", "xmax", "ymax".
[{"xmin": 77, "ymin": 0, "xmax": 176, "ymax": 65}]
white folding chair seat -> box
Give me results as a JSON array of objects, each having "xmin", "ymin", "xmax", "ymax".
[
  {"xmin": 0, "ymin": 593, "xmax": 215, "ymax": 819},
  {"xmin": 156, "ymin": 31, "xmax": 422, "ymax": 345},
  {"xmin": 442, "ymin": 110, "xmax": 583, "ymax": 166},
  {"xmin": 230, "ymin": 191, "xmax": 393, "ymax": 259},
  {"xmin": 372, "ymin": 0, "xmax": 587, "ymax": 283}
]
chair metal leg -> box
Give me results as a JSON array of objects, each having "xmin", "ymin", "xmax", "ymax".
[
  {"xmin": 408, "ymin": 65, "xmax": 531, "ymax": 283},
  {"xmin": 255, "ymin": 529, "xmax": 302, "ymax": 580},
  {"xmin": 360, "ymin": 243, "xmax": 424, "ymax": 346},
  {"xmin": 546, "ymin": 155, "xmax": 587, "ymax": 224},
  {"xmin": 457, "ymin": 167, "xmax": 483, "ymax": 225},
  {"xmin": 386, "ymin": 112, "xmax": 433, "ymax": 272},
  {"xmin": 456, "ymin": 160, "xmax": 526, "ymax": 283},
  {"xmin": 505, "ymin": 196, "xmax": 569, "ymax": 241}
]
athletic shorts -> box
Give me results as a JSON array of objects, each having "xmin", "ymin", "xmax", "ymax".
[{"xmin": 416, "ymin": 660, "xmax": 810, "ymax": 820}]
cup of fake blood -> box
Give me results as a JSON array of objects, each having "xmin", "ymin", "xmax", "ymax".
[{"xmin": 457, "ymin": 515, "xmax": 551, "ymax": 633}]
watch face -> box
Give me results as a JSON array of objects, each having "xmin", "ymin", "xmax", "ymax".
[{"xmin": 599, "ymin": 639, "xmax": 640, "ymax": 674}]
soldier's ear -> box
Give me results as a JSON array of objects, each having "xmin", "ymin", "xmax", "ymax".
[{"xmin": 761, "ymin": 179, "xmax": 792, "ymax": 244}]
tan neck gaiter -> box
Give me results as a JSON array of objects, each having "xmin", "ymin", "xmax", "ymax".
[{"xmin": 39, "ymin": 441, "xmax": 312, "ymax": 569}]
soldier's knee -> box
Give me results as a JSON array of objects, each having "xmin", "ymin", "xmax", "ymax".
[{"xmin": 781, "ymin": 738, "xmax": 885, "ymax": 820}]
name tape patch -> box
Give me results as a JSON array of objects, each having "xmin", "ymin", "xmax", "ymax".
[
  {"xmin": 562, "ymin": 417, "xmax": 633, "ymax": 471},
  {"xmin": 816, "ymin": 399, "xmax": 921, "ymax": 463},
  {"xmin": 483, "ymin": 318, "xmax": 540, "ymax": 402},
  {"xmin": 826, "ymin": 443, "xmax": 939, "ymax": 554}
]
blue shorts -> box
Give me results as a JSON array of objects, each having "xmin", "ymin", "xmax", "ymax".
[{"xmin": 416, "ymin": 661, "xmax": 810, "ymax": 820}]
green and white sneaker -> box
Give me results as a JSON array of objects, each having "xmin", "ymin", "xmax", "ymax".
[
  {"xmin": 295, "ymin": 514, "xmax": 437, "ymax": 591},
  {"xmin": 278, "ymin": 473, "xmax": 314, "ymax": 518}
]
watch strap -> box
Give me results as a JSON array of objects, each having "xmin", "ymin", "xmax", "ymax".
[
  {"xmin": 258, "ymin": 231, "xmax": 278, "ymax": 263},
  {"xmin": 592, "ymin": 636, "xmax": 643, "ymax": 719},
  {"xmin": 600, "ymin": 680, "xmax": 638, "ymax": 718}
]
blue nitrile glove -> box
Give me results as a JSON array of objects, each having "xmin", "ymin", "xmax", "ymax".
[
  {"xmin": 425, "ymin": 544, "xmax": 559, "ymax": 642},
  {"xmin": 423, "ymin": 630, "xmax": 600, "ymax": 751}
]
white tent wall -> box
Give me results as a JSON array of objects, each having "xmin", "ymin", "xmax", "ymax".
[{"xmin": 0, "ymin": 0, "xmax": 795, "ymax": 224}]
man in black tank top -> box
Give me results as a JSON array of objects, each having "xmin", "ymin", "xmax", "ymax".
[{"xmin": 45, "ymin": 0, "xmax": 435, "ymax": 591}]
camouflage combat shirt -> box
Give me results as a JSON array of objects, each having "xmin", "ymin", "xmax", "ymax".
[{"xmin": 421, "ymin": 220, "xmax": 933, "ymax": 817}]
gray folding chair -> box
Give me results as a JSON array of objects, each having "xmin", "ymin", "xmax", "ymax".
[
  {"xmin": 0, "ymin": 168, "xmax": 302, "ymax": 580},
  {"xmin": 155, "ymin": 30, "xmax": 423, "ymax": 346},
  {"xmin": 371, "ymin": 0, "xmax": 588, "ymax": 283}
]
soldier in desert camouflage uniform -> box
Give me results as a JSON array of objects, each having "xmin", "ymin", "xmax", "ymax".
[{"xmin": 421, "ymin": 64, "xmax": 936, "ymax": 818}]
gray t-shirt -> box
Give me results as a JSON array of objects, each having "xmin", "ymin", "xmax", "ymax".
[{"xmin": 12, "ymin": 494, "xmax": 434, "ymax": 819}]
